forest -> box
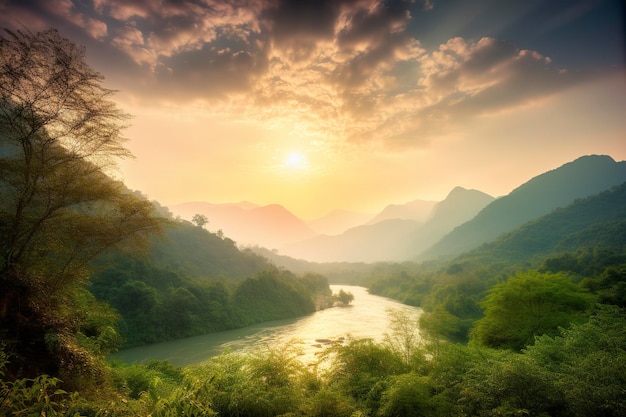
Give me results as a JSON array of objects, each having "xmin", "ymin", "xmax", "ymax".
[{"xmin": 1, "ymin": 28, "xmax": 625, "ymax": 416}]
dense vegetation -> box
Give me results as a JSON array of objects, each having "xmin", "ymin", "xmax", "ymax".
[
  {"xmin": 0, "ymin": 27, "xmax": 163, "ymax": 384},
  {"xmin": 2, "ymin": 28, "xmax": 625, "ymax": 416},
  {"xmin": 89, "ymin": 219, "xmax": 332, "ymax": 347},
  {"xmin": 3, "ymin": 305, "xmax": 624, "ymax": 416}
]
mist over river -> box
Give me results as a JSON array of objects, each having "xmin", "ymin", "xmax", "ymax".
[{"xmin": 112, "ymin": 285, "xmax": 422, "ymax": 366}]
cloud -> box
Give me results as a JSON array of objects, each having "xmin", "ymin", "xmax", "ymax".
[
  {"xmin": 262, "ymin": 0, "xmax": 342, "ymax": 61},
  {"xmin": 332, "ymin": 1, "xmax": 415, "ymax": 88},
  {"xmin": 419, "ymin": 37, "xmax": 583, "ymax": 119},
  {"xmin": 43, "ymin": 0, "xmax": 108, "ymax": 39},
  {"xmin": 98, "ymin": 0, "xmax": 263, "ymax": 63},
  {"xmin": 2, "ymin": 0, "xmax": 592, "ymax": 149},
  {"xmin": 0, "ymin": 0, "xmax": 108, "ymax": 38}
]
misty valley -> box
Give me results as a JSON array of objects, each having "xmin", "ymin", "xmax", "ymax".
[{"xmin": 2, "ymin": 27, "xmax": 626, "ymax": 417}]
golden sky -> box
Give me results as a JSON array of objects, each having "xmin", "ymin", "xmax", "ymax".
[{"xmin": 3, "ymin": 0, "xmax": 625, "ymax": 219}]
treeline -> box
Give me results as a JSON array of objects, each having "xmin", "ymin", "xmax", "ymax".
[{"xmin": 90, "ymin": 222, "xmax": 332, "ymax": 346}]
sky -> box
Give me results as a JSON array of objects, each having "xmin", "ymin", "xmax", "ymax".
[{"xmin": 2, "ymin": 0, "xmax": 625, "ymax": 219}]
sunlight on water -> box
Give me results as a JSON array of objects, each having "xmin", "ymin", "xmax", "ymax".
[{"xmin": 112, "ymin": 285, "xmax": 422, "ymax": 366}]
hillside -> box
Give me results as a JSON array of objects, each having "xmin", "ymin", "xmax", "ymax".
[
  {"xmin": 90, "ymin": 219, "xmax": 330, "ymax": 346},
  {"xmin": 403, "ymin": 187, "xmax": 495, "ymax": 255},
  {"xmin": 147, "ymin": 220, "xmax": 273, "ymax": 280},
  {"xmin": 420, "ymin": 155, "xmax": 626, "ymax": 260},
  {"xmin": 458, "ymin": 181, "xmax": 626, "ymax": 267}
]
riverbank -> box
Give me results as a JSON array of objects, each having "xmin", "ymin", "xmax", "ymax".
[{"xmin": 111, "ymin": 285, "xmax": 422, "ymax": 366}]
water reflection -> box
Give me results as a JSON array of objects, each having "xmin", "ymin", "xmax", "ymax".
[{"xmin": 112, "ymin": 285, "xmax": 422, "ymax": 366}]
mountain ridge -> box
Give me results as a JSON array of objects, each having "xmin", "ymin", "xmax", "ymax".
[
  {"xmin": 169, "ymin": 201, "xmax": 316, "ymax": 248},
  {"xmin": 308, "ymin": 209, "xmax": 375, "ymax": 235},
  {"xmin": 281, "ymin": 186, "xmax": 493, "ymax": 262},
  {"xmin": 420, "ymin": 154, "xmax": 626, "ymax": 260},
  {"xmin": 366, "ymin": 199, "xmax": 437, "ymax": 225}
]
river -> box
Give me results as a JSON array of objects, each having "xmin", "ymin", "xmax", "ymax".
[{"xmin": 112, "ymin": 285, "xmax": 422, "ymax": 366}]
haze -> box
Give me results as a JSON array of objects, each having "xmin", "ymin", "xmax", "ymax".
[{"xmin": 3, "ymin": 0, "xmax": 625, "ymax": 219}]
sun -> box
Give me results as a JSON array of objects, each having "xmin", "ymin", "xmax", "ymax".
[{"xmin": 284, "ymin": 152, "xmax": 309, "ymax": 170}]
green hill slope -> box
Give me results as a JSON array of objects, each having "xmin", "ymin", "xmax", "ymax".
[
  {"xmin": 421, "ymin": 155, "xmax": 626, "ymax": 260},
  {"xmin": 460, "ymin": 181, "xmax": 626, "ymax": 266},
  {"xmin": 90, "ymin": 219, "xmax": 330, "ymax": 347}
]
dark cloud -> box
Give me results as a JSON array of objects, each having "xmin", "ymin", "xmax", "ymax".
[
  {"xmin": 330, "ymin": 1, "xmax": 415, "ymax": 87},
  {"xmin": 0, "ymin": 0, "xmax": 617, "ymax": 148},
  {"xmin": 336, "ymin": 0, "xmax": 410, "ymax": 50},
  {"xmin": 156, "ymin": 42, "xmax": 270, "ymax": 99},
  {"xmin": 263, "ymin": 0, "xmax": 342, "ymax": 43}
]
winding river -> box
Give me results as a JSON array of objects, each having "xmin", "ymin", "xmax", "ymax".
[{"xmin": 112, "ymin": 285, "xmax": 422, "ymax": 366}]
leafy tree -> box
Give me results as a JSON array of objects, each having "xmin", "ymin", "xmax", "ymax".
[
  {"xmin": 525, "ymin": 305, "xmax": 626, "ymax": 417},
  {"xmin": 191, "ymin": 213, "xmax": 208, "ymax": 228},
  {"xmin": 458, "ymin": 349, "xmax": 565, "ymax": 416},
  {"xmin": 383, "ymin": 309, "xmax": 424, "ymax": 366},
  {"xmin": 188, "ymin": 346, "xmax": 309, "ymax": 417},
  {"xmin": 233, "ymin": 269, "xmax": 316, "ymax": 324},
  {"xmin": 471, "ymin": 271, "xmax": 596, "ymax": 350},
  {"xmin": 377, "ymin": 373, "xmax": 433, "ymax": 417},
  {"xmin": 0, "ymin": 28, "xmax": 161, "ymax": 381},
  {"xmin": 326, "ymin": 339, "xmax": 407, "ymax": 412},
  {"xmin": 336, "ymin": 289, "xmax": 354, "ymax": 305},
  {"xmin": 418, "ymin": 305, "xmax": 462, "ymax": 343}
]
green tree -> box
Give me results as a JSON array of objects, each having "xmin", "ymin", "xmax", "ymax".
[
  {"xmin": 336, "ymin": 289, "xmax": 354, "ymax": 305},
  {"xmin": 458, "ymin": 349, "xmax": 564, "ymax": 416},
  {"xmin": 526, "ymin": 305, "xmax": 626, "ymax": 417},
  {"xmin": 326, "ymin": 339, "xmax": 407, "ymax": 412},
  {"xmin": 472, "ymin": 270, "xmax": 596, "ymax": 350},
  {"xmin": 418, "ymin": 305, "xmax": 462, "ymax": 343},
  {"xmin": 0, "ymin": 28, "xmax": 161, "ymax": 381},
  {"xmin": 191, "ymin": 213, "xmax": 208, "ymax": 228},
  {"xmin": 377, "ymin": 373, "xmax": 433, "ymax": 417},
  {"xmin": 383, "ymin": 309, "xmax": 424, "ymax": 366}
]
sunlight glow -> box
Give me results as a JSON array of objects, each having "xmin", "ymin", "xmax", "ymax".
[{"xmin": 284, "ymin": 152, "xmax": 309, "ymax": 170}]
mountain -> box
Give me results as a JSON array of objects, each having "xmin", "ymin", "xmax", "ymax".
[
  {"xmin": 284, "ymin": 219, "xmax": 421, "ymax": 262},
  {"xmin": 403, "ymin": 187, "xmax": 495, "ymax": 254},
  {"xmin": 169, "ymin": 201, "xmax": 316, "ymax": 248},
  {"xmin": 282, "ymin": 187, "xmax": 493, "ymax": 263},
  {"xmin": 308, "ymin": 209, "xmax": 374, "ymax": 235},
  {"xmin": 420, "ymin": 155, "xmax": 626, "ymax": 260},
  {"xmin": 366, "ymin": 199, "xmax": 437, "ymax": 224}
]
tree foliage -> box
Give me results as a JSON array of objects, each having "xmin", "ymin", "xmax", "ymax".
[
  {"xmin": 191, "ymin": 213, "xmax": 208, "ymax": 228},
  {"xmin": 90, "ymin": 238, "xmax": 330, "ymax": 346},
  {"xmin": 471, "ymin": 270, "xmax": 596, "ymax": 350},
  {"xmin": 0, "ymin": 28, "xmax": 162, "ymax": 381},
  {"xmin": 336, "ymin": 289, "xmax": 354, "ymax": 305}
]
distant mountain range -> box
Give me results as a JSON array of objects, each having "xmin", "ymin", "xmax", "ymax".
[
  {"xmin": 169, "ymin": 154, "xmax": 626, "ymax": 264},
  {"xmin": 366, "ymin": 199, "xmax": 437, "ymax": 225},
  {"xmin": 282, "ymin": 187, "xmax": 493, "ymax": 262},
  {"xmin": 308, "ymin": 210, "xmax": 374, "ymax": 235}
]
